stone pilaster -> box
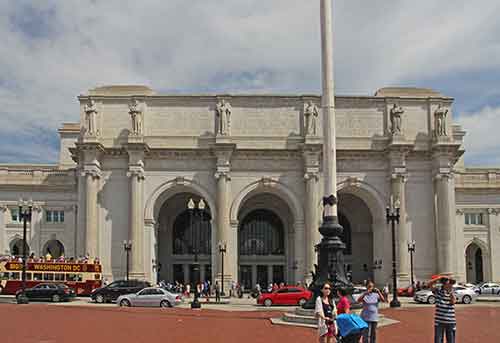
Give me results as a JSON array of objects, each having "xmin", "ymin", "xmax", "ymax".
[
  {"xmin": 82, "ymin": 168, "xmax": 101, "ymax": 258},
  {"xmin": 213, "ymin": 143, "xmax": 236, "ymax": 291},
  {"xmin": 434, "ymin": 170, "xmax": 455, "ymax": 275},
  {"xmin": 391, "ymin": 172, "xmax": 409, "ymax": 281},
  {"xmin": 301, "ymin": 143, "xmax": 321, "ymax": 283},
  {"xmin": 30, "ymin": 205, "xmax": 42, "ymax": 255},
  {"xmin": 487, "ymin": 208, "xmax": 500, "ymax": 281},
  {"xmin": 0, "ymin": 205, "xmax": 7, "ymax": 255}
]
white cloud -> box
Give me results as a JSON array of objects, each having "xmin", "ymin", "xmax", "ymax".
[
  {"xmin": 0, "ymin": 0, "xmax": 500, "ymax": 163},
  {"xmin": 458, "ymin": 106, "xmax": 500, "ymax": 166}
]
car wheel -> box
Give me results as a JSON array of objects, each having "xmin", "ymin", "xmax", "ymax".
[
  {"xmin": 264, "ymin": 299, "xmax": 272, "ymax": 307},
  {"xmin": 52, "ymin": 294, "xmax": 61, "ymax": 303},
  {"xmin": 160, "ymin": 300, "xmax": 171, "ymax": 308},
  {"xmin": 298, "ymin": 298, "xmax": 307, "ymax": 307},
  {"xmin": 462, "ymin": 295, "xmax": 472, "ymax": 304},
  {"xmin": 95, "ymin": 294, "xmax": 105, "ymax": 304},
  {"xmin": 427, "ymin": 295, "xmax": 436, "ymax": 304},
  {"xmin": 119, "ymin": 299, "xmax": 131, "ymax": 307}
]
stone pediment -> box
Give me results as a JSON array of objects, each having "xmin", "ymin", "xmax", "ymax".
[{"xmin": 87, "ymin": 85, "xmax": 155, "ymax": 96}]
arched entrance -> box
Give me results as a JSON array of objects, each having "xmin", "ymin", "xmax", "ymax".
[
  {"xmin": 466, "ymin": 243, "xmax": 484, "ymax": 284},
  {"xmin": 157, "ymin": 192, "xmax": 213, "ymax": 286},
  {"xmin": 43, "ymin": 240, "xmax": 65, "ymax": 258},
  {"xmin": 237, "ymin": 193, "xmax": 291, "ymax": 290},
  {"xmin": 10, "ymin": 238, "xmax": 29, "ymax": 257},
  {"xmin": 338, "ymin": 193, "xmax": 374, "ymax": 283}
]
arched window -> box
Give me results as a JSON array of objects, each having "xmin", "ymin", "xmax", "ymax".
[
  {"xmin": 239, "ymin": 209, "xmax": 285, "ymax": 256},
  {"xmin": 10, "ymin": 238, "xmax": 29, "ymax": 256},
  {"xmin": 339, "ymin": 213, "xmax": 352, "ymax": 255},
  {"xmin": 172, "ymin": 210, "xmax": 211, "ymax": 255},
  {"xmin": 43, "ymin": 240, "xmax": 65, "ymax": 258}
]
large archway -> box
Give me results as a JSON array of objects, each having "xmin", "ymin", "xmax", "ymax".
[
  {"xmin": 466, "ymin": 242, "xmax": 484, "ymax": 284},
  {"xmin": 157, "ymin": 192, "xmax": 213, "ymax": 286},
  {"xmin": 337, "ymin": 192, "xmax": 374, "ymax": 283},
  {"xmin": 237, "ymin": 193, "xmax": 293, "ymax": 289},
  {"xmin": 43, "ymin": 240, "xmax": 65, "ymax": 259},
  {"xmin": 10, "ymin": 238, "xmax": 29, "ymax": 257}
]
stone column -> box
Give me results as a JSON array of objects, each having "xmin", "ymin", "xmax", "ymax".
[
  {"xmin": 434, "ymin": 171, "xmax": 455, "ymax": 275},
  {"xmin": 487, "ymin": 208, "xmax": 499, "ymax": 281},
  {"xmin": 83, "ymin": 170, "xmax": 100, "ymax": 258},
  {"xmin": 215, "ymin": 171, "xmax": 234, "ymax": 289},
  {"xmin": 304, "ymin": 172, "xmax": 320, "ymax": 282},
  {"xmin": 128, "ymin": 169, "xmax": 145, "ymax": 279},
  {"xmin": 0, "ymin": 205, "xmax": 6, "ymax": 255},
  {"xmin": 30, "ymin": 206, "xmax": 42, "ymax": 256},
  {"xmin": 391, "ymin": 173, "xmax": 410, "ymax": 281}
]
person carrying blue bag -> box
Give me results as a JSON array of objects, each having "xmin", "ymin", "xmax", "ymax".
[{"xmin": 336, "ymin": 313, "xmax": 368, "ymax": 343}]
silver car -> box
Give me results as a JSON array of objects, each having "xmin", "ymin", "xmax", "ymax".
[
  {"xmin": 117, "ymin": 287, "xmax": 182, "ymax": 308},
  {"xmin": 414, "ymin": 285, "xmax": 477, "ymax": 304}
]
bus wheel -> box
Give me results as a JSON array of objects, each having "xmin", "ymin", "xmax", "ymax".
[{"xmin": 52, "ymin": 294, "xmax": 61, "ymax": 302}]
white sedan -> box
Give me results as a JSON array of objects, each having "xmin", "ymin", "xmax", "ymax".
[
  {"xmin": 414, "ymin": 286, "xmax": 477, "ymax": 304},
  {"xmin": 117, "ymin": 287, "xmax": 182, "ymax": 308},
  {"xmin": 474, "ymin": 282, "xmax": 500, "ymax": 295}
]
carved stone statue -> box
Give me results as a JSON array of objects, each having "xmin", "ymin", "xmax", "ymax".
[
  {"xmin": 304, "ymin": 101, "xmax": 319, "ymax": 136},
  {"xmin": 390, "ymin": 104, "xmax": 404, "ymax": 135},
  {"xmin": 434, "ymin": 104, "xmax": 448, "ymax": 137},
  {"xmin": 216, "ymin": 100, "xmax": 232, "ymax": 136},
  {"xmin": 129, "ymin": 99, "xmax": 143, "ymax": 135},
  {"xmin": 84, "ymin": 98, "xmax": 98, "ymax": 136}
]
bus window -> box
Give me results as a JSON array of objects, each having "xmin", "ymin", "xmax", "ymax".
[
  {"xmin": 66, "ymin": 274, "xmax": 77, "ymax": 281},
  {"xmin": 11, "ymin": 272, "xmax": 20, "ymax": 280},
  {"xmin": 95, "ymin": 274, "xmax": 101, "ymax": 280},
  {"xmin": 33, "ymin": 273, "xmax": 42, "ymax": 281},
  {"xmin": 1, "ymin": 272, "xmax": 9, "ymax": 280},
  {"xmin": 44, "ymin": 273, "xmax": 54, "ymax": 281},
  {"xmin": 26, "ymin": 273, "xmax": 32, "ymax": 281},
  {"xmin": 76, "ymin": 274, "xmax": 83, "ymax": 282},
  {"xmin": 55, "ymin": 274, "xmax": 65, "ymax": 281}
]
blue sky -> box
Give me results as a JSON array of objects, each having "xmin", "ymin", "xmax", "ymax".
[{"xmin": 1, "ymin": 0, "xmax": 499, "ymax": 166}]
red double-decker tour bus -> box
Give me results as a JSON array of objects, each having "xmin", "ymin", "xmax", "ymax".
[{"xmin": 0, "ymin": 260, "xmax": 102, "ymax": 296}]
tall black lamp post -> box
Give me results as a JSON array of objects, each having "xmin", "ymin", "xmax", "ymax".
[
  {"xmin": 17, "ymin": 198, "xmax": 32, "ymax": 304},
  {"xmin": 386, "ymin": 200, "xmax": 401, "ymax": 308},
  {"xmin": 408, "ymin": 240, "xmax": 416, "ymax": 288},
  {"xmin": 123, "ymin": 240, "xmax": 132, "ymax": 281},
  {"xmin": 218, "ymin": 241, "xmax": 227, "ymax": 296},
  {"xmin": 188, "ymin": 198, "xmax": 207, "ymax": 309}
]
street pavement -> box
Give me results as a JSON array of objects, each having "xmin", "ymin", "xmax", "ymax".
[{"xmin": 1, "ymin": 296, "xmax": 500, "ymax": 342}]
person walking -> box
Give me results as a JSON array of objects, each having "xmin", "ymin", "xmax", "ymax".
[
  {"xmin": 215, "ymin": 281, "xmax": 221, "ymax": 302},
  {"xmin": 429, "ymin": 276, "xmax": 457, "ymax": 343},
  {"xmin": 336, "ymin": 288, "xmax": 350, "ymax": 314},
  {"xmin": 358, "ymin": 280, "xmax": 386, "ymax": 343},
  {"xmin": 315, "ymin": 282, "xmax": 337, "ymax": 343}
]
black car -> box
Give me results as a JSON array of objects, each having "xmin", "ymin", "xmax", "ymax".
[
  {"xmin": 91, "ymin": 280, "xmax": 151, "ymax": 303},
  {"xmin": 16, "ymin": 283, "xmax": 75, "ymax": 302}
]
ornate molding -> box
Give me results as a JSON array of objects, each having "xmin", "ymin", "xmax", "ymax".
[
  {"xmin": 174, "ymin": 176, "xmax": 190, "ymax": 186},
  {"xmin": 126, "ymin": 169, "xmax": 145, "ymax": 181},
  {"xmin": 214, "ymin": 171, "xmax": 231, "ymax": 181},
  {"xmin": 259, "ymin": 177, "xmax": 276, "ymax": 188},
  {"xmin": 0, "ymin": 204, "xmax": 8, "ymax": 212},
  {"xmin": 456, "ymin": 208, "xmax": 464, "ymax": 215},
  {"xmin": 487, "ymin": 208, "xmax": 499, "ymax": 215},
  {"xmin": 304, "ymin": 172, "xmax": 319, "ymax": 182},
  {"xmin": 81, "ymin": 169, "xmax": 101, "ymax": 179}
]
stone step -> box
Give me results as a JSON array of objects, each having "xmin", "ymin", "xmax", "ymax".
[{"xmin": 282, "ymin": 312, "xmax": 318, "ymax": 326}]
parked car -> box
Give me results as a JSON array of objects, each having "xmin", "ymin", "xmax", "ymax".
[
  {"xmin": 16, "ymin": 283, "xmax": 75, "ymax": 302},
  {"xmin": 397, "ymin": 286, "xmax": 415, "ymax": 297},
  {"xmin": 351, "ymin": 286, "xmax": 367, "ymax": 302},
  {"xmin": 414, "ymin": 285, "xmax": 477, "ymax": 304},
  {"xmin": 257, "ymin": 286, "xmax": 312, "ymax": 307},
  {"xmin": 474, "ymin": 282, "xmax": 500, "ymax": 295},
  {"xmin": 117, "ymin": 287, "xmax": 182, "ymax": 308},
  {"xmin": 462, "ymin": 283, "xmax": 476, "ymax": 289},
  {"xmin": 91, "ymin": 279, "xmax": 151, "ymax": 303}
]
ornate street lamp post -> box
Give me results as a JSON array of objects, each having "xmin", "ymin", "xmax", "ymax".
[
  {"xmin": 188, "ymin": 198, "xmax": 207, "ymax": 309},
  {"xmin": 408, "ymin": 240, "xmax": 416, "ymax": 288},
  {"xmin": 123, "ymin": 240, "xmax": 132, "ymax": 281},
  {"xmin": 386, "ymin": 201, "xmax": 401, "ymax": 308},
  {"xmin": 218, "ymin": 241, "xmax": 227, "ymax": 296},
  {"xmin": 17, "ymin": 198, "xmax": 32, "ymax": 305}
]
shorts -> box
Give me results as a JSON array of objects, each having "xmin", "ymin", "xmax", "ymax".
[{"xmin": 322, "ymin": 323, "xmax": 336, "ymax": 337}]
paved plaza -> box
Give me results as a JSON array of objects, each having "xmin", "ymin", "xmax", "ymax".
[{"xmin": 1, "ymin": 299, "xmax": 499, "ymax": 343}]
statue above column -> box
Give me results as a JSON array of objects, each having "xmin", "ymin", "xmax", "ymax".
[
  {"xmin": 129, "ymin": 98, "xmax": 143, "ymax": 136},
  {"xmin": 84, "ymin": 98, "xmax": 99, "ymax": 136},
  {"xmin": 390, "ymin": 104, "xmax": 404, "ymax": 136},
  {"xmin": 216, "ymin": 100, "xmax": 232, "ymax": 136},
  {"xmin": 434, "ymin": 104, "xmax": 449, "ymax": 137},
  {"xmin": 304, "ymin": 101, "xmax": 319, "ymax": 136}
]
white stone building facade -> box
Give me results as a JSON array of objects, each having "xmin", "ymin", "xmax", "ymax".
[{"xmin": 1, "ymin": 85, "xmax": 499, "ymax": 288}]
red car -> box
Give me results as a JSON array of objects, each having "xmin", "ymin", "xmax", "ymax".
[{"xmin": 257, "ymin": 286, "xmax": 312, "ymax": 307}]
